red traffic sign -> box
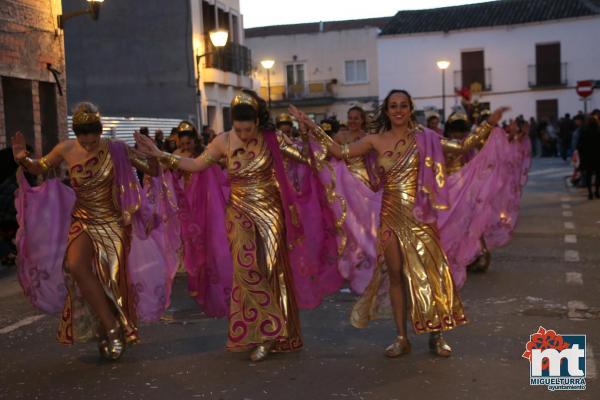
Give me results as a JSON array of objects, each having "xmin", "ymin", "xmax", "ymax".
[{"xmin": 576, "ymin": 80, "xmax": 594, "ymax": 98}]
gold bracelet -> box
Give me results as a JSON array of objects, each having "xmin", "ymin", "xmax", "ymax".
[
  {"xmin": 341, "ymin": 143, "xmax": 350, "ymax": 160},
  {"xmin": 159, "ymin": 152, "xmax": 181, "ymax": 169}
]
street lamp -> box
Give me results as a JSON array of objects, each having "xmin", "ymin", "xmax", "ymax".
[
  {"xmin": 261, "ymin": 59, "xmax": 275, "ymax": 109},
  {"xmin": 195, "ymin": 29, "xmax": 229, "ymax": 127},
  {"xmin": 58, "ymin": 0, "xmax": 105, "ymax": 30},
  {"xmin": 436, "ymin": 60, "xmax": 450, "ymax": 122}
]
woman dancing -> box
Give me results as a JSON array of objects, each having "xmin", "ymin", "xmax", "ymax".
[
  {"xmin": 13, "ymin": 102, "xmax": 171, "ymax": 360},
  {"xmin": 290, "ymin": 90, "xmax": 508, "ymax": 357},
  {"xmin": 134, "ymin": 91, "xmax": 315, "ymax": 361}
]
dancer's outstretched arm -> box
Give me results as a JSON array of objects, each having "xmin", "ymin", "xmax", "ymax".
[
  {"xmin": 288, "ymin": 105, "xmax": 373, "ymax": 160},
  {"xmin": 12, "ymin": 131, "xmax": 63, "ymax": 175},
  {"xmin": 441, "ymin": 107, "xmax": 509, "ymax": 155},
  {"xmin": 134, "ymin": 131, "xmax": 225, "ymax": 173}
]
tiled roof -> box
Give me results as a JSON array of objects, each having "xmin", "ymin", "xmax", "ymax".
[
  {"xmin": 380, "ymin": 0, "xmax": 600, "ymax": 36},
  {"xmin": 245, "ymin": 17, "xmax": 392, "ymax": 38}
]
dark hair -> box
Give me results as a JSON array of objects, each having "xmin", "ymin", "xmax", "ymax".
[
  {"xmin": 370, "ymin": 89, "xmax": 416, "ymax": 133},
  {"xmin": 231, "ymin": 89, "xmax": 270, "ymax": 128},
  {"xmin": 427, "ymin": 114, "xmax": 440, "ymax": 123},
  {"xmin": 73, "ymin": 121, "xmax": 102, "ymax": 136},
  {"xmin": 178, "ymin": 130, "xmax": 197, "ymax": 140},
  {"xmin": 445, "ymin": 119, "xmax": 470, "ymax": 135},
  {"xmin": 347, "ymin": 106, "xmax": 367, "ymax": 130},
  {"xmin": 139, "ymin": 127, "xmax": 149, "ymax": 136},
  {"xmin": 72, "ymin": 102, "xmax": 103, "ymax": 136}
]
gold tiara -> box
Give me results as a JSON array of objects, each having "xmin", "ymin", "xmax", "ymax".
[
  {"xmin": 447, "ymin": 112, "xmax": 468, "ymax": 124},
  {"xmin": 177, "ymin": 121, "xmax": 195, "ymax": 132},
  {"xmin": 73, "ymin": 111, "xmax": 100, "ymax": 126},
  {"xmin": 321, "ymin": 122, "xmax": 332, "ymax": 131},
  {"xmin": 231, "ymin": 93, "xmax": 259, "ymax": 111},
  {"xmin": 276, "ymin": 113, "xmax": 293, "ymax": 124}
]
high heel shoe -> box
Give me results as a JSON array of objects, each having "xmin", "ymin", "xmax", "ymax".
[
  {"xmin": 98, "ymin": 323, "xmax": 126, "ymax": 361},
  {"xmin": 429, "ymin": 332, "xmax": 452, "ymax": 357},
  {"xmin": 384, "ymin": 335, "xmax": 411, "ymax": 358},
  {"xmin": 250, "ymin": 341, "xmax": 275, "ymax": 362}
]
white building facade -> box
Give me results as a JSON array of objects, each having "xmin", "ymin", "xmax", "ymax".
[
  {"xmin": 377, "ymin": 0, "xmax": 600, "ymax": 122},
  {"xmin": 245, "ymin": 18, "xmax": 390, "ymax": 123}
]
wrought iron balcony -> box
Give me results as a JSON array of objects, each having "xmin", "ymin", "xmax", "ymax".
[
  {"xmin": 528, "ymin": 62, "xmax": 568, "ymax": 88},
  {"xmin": 204, "ymin": 41, "xmax": 252, "ymax": 76},
  {"xmin": 284, "ymin": 80, "xmax": 336, "ymax": 100}
]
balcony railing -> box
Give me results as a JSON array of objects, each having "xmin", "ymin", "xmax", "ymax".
[
  {"xmin": 205, "ymin": 41, "xmax": 252, "ymax": 76},
  {"xmin": 285, "ymin": 80, "xmax": 335, "ymax": 100},
  {"xmin": 528, "ymin": 62, "xmax": 568, "ymax": 88},
  {"xmin": 453, "ymin": 68, "xmax": 492, "ymax": 92}
]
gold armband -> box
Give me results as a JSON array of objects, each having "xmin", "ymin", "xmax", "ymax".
[
  {"xmin": 38, "ymin": 156, "xmax": 51, "ymax": 172},
  {"xmin": 18, "ymin": 156, "xmax": 50, "ymax": 172},
  {"xmin": 341, "ymin": 143, "xmax": 350, "ymax": 160},
  {"xmin": 198, "ymin": 151, "xmax": 218, "ymax": 165},
  {"xmin": 312, "ymin": 126, "xmax": 335, "ymax": 149},
  {"xmin": 159, "ymin": 152, "xmax": 181, "ymax": 170}
]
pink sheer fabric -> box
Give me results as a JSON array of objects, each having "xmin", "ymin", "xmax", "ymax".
[
  {"xmin": 438, "ymin": 128, "xmax": 531, "ymax": 288},
  {"xmin": 307, "ymin": 142, "xmax": 381, "ymax": 294},
  {"xmin": 15, "ymin": 141, "xmax": 175, "ymax": 321},
  {"xmin": 167, "ymin": 167, "xmax": 233, "ymax": 317},
  {"xmin": 15, "ymin": 171, "xmax": 74, "ymax": 314}
]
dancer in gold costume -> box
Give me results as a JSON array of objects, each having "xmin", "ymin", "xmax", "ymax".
[
  {"xmin": 134, "ymin": 90, "xmax": 308, "ymax": 362},
  {"xmin": 290, "ymin": 90, "xmax": 507, "ymax": 358},
  {"xmin": 12, "ymin": 102, "xmax": 159, "ymax": 360},
  {"xmin": 334, "ymin": 106, "xmax": 376, "ymax": 189}
]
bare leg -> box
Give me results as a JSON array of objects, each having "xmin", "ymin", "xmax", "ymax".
[
  {"xmin": 382, "ymin": 233, "xmax": 411, "ymax": 357},
  {"xmin": 65, "ymin": 233, "xmax": 117, "ymax": 332},
  {"xmin": 384, "ymin": 235, "xmax": 407, "ymax": 338}
]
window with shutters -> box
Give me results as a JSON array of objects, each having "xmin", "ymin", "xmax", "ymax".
[
  {"xmin": 535, "ymin": 43, "xmax": 561, "ymax": 86},
  {"xmin": 344, "ymin": 59, "xmax": 368, "ymax": 84},
  {"xmin": 461, "ymin": 50, "xmax": 486, "ymax": 90}
]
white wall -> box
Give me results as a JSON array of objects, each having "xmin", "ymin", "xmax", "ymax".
[
  {"xmin": 246, "ymin": 26, "xmax": 381, "ymax": 117},
  {"xmin": 377, "ymin": 16, "xmax": 600, "ymax": 119}
]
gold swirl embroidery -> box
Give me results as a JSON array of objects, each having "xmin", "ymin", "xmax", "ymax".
[{"xmin": 435, "ymin": 162, "xmax": 446, "ymax": 188}]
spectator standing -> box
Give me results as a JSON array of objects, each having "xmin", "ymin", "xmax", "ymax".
[{"xmin": 577, "ymin": 111, "xmax": 600, "ymax": 199}]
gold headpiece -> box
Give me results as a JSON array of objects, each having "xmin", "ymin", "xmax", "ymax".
[
  {"xmin": 73, "ymin": 111, "xmax": 100, "ymax": 126},
  {"xmin": 479, "ymin": 109, "xmax": 491, "ymax": 117},
  {"xmin": 447, "ymin": 112, "xmax": 468, "ymax": 124},
  {"xmin": 276, "ymin": 113, "xmax": 293, "ymax": 125},
  {"xmin": 177, "ymin": 121, "xmax": 195, "ymax": 132},
  {"xmin": 321, "ymin": 122, "xmax": 332, "ymax": 132},
  {"xmin": 231, "ymin": 93, "xmax": 259, "ymax": 111}
]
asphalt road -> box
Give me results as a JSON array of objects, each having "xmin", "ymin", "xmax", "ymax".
[{"xmin": 1, "ymin": 157, "xmax": 599, "ymax": 400}]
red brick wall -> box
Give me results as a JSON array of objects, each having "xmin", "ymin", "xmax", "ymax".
[{"xmin": 0, "ymin": 0, "xmax": 67, "ymax": 154}]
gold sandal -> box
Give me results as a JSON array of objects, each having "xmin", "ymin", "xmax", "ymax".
[
  {"xmin": 429, "ymin": 332, "xmax": 452, "ymax": 357},
  {"xmin": 99, "ymin": 323, "xmax": 126, "ymax": 361},
  {"xmin": 250, "ymin": 341, "xmax": 276, "ymax": 362},
  {"xmin": 384, "ymin": 335, "xmax": 411, "ymax": 358}
]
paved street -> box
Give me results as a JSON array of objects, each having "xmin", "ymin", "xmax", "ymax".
[{"xmin": 1, "ymin": 157, "xmax": 599, "ymax": 400}]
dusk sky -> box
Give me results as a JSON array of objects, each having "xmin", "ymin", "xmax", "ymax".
[{"xmin": 240, "ymin": 0, "xmax": 495, "ymax": 28}]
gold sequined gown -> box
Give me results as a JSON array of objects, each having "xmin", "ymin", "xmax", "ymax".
[
  {"xmin": 57, "ymin": 141, "xmax": 138, "ymax": 344},
  {"xmin": 350, "ymin": 133, "xmax": 467, "ymax": 334},
  {"xmin": 225, "ymin": 133, "xmax": 303, "ymax": 352}
]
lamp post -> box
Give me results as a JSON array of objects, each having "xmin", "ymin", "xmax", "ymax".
[
  {"xmin": 436, "ymin": 60, "xmax": 450, "ymax": 122},
  {"xmin": 195, "ymin": 29, "xmax": 229, "ymax": 128},
  {"xmin": 58, "ymin": 0, "xmax": 105, "ymax": 29},
  {"xmin": 260, "ymin": 59, "xmax": 275, "ymax": 110}
]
